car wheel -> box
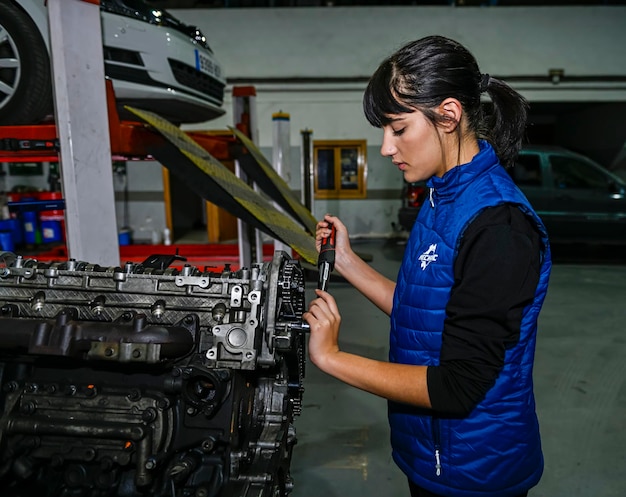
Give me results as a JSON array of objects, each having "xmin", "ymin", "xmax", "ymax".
[{"xmin": 0, "ymin": 1, "xmax": 53, "ymax": 125}]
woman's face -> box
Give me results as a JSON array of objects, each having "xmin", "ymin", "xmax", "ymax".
[{"xmin": 380, "ymin": 110, "xmax": 447, "ymax": 183}]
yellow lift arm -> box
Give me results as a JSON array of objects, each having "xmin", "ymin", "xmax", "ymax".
[{"xmin": 125, "ymin": 106, "xmax": 317, "ymax": 264}]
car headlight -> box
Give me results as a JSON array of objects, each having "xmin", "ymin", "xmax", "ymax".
[
  {"xmin": 190, "ymin": 27, "xmax": 207, "ymax": 46},
  {"xmin": 101, "ymin": 0, "xmax": 161, "ymax": 24},
  {"xmin": 101, "ymin": 0, "xmax": 214, "ymax": 53}
]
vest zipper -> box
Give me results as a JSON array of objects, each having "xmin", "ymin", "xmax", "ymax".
[
  {"xmin": 432, "ymin": 417, "xmax": 442, "ymax": 476},
  {"xmin": 429, "ymin": 188, "xmax": 434, "ymax": 208}
]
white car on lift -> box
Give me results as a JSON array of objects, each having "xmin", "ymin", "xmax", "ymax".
[{"xmin": 0, "ymin": 0, "xmax": 226, "ymax": 125}]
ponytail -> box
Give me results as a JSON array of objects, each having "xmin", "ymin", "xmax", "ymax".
[{"xmin": 480, "ymin": 76, "xmax": 529, "ymax": 168}]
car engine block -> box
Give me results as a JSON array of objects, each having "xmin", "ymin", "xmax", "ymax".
[{"xmin": 0, "ymin": 250, "xmax": 309, "ymax": 497}]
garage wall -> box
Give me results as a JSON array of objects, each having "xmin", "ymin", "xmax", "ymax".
[
  {"xmin": 175, "ymin": 6, "xmax": 626, "ymax": 81},
  {"xmin": 172, "ymin": 5, "xmax": 626, "ymax": 237},
  {"xmin": 115, "ymin": 161, "xmax": 168, "ymax": 244}
]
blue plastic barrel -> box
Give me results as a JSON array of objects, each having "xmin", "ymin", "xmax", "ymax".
[
  {"xmin": 23, "ymin": 211, "xmax": 38, "ymax": 245},
  {"xmin": 41, "ymin": 220, "xmax": 62, "ymax": 243},
  {"xmin": 0, "ymin": 231, "xmax": 14, "ymax": 252}
]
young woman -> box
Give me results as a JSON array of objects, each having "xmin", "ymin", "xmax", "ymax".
[{"xmin": 303, "ymin": 35, "xmax": 552, "ymax": 497}]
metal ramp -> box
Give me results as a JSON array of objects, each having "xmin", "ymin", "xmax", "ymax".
[
  {"xmin": 126, "ymin": 107, "xmax": 318, "ymax": 264},
  {"xmin": 229, "ymin": 126, "xmax": 318, "ymax": 235}
]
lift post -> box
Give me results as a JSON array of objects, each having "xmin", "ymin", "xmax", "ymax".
[
  {"xmin": 272, "ymin": 111, "xmax": 294, "ymax": 257},
  {"xmin": 47, "ymin": 0, "xmax": 119, "ymax": 266},
  {"xmin": 232, "ymin": 86, "xmax": 263, "ymax": 269}
]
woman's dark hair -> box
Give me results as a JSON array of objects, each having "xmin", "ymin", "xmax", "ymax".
[{"xmin": 363, "ymin": 35, "xmax": 528, "ymax": 168}]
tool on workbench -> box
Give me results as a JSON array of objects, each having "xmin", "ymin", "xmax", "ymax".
[{"xmin": 317, "ymin": 223, "xmax": 336, "ymax": 291}]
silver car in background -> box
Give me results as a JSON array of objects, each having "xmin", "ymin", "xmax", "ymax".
[
  {"xmin": 511, "ymin": 145, "xmax": 626, "ymax": 245},
  {"xmin": 0, "ymin": 0, "xmax": 226, "ymax": 125},
  {"xmin": 397, "ymin": 145, "xmax": 626, "ymax": 246}
]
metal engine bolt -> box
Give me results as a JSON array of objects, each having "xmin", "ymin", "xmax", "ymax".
[
  {"xmin": 142, "ymin": 407, "xmax": 157, "ymax": 423},
  {"xmin": 31, "ymin": 292, "xmax": 45, "ymax": 312},
  {"xmin": 151, "ymin": 300, "xmax": 166, "ymax": 319},
  {"xmin": 19, "ymin": 401, "xmax": 36, "ymax": 415},
  {"xmin": 90, "ymin": 296, "xmax": 106, "ymax": 315},
  {"xmin": 64, "ymin": 384, "xmax": 77, "ymax": 396},
  {"xmin": 3, "ymin": 381, "xmax": 18, "ymax": 393},
  {"xmin": 201, "ymin": 437, "xmax": 216, "ymax": 453},
  {"xmin": 127, "ymin": 389, "xmax": 141, "ymax": 401},
  {"xmin": 211, "ymin": 303, "xmax": 226, "ymax": 323}
]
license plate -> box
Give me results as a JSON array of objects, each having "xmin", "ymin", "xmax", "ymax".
[{"xmin": 195, "ymin": 50, "xmax": 221, "ymax": 79}]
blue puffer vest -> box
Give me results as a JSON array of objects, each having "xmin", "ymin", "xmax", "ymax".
[{"xmin": 389, "ymin": 141, "xmax": 552, "ymax": 497}]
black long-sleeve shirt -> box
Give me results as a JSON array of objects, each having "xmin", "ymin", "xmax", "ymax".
[{"xmin": 426, "ymin": 204, "xmax": 542, "ymax": 416}]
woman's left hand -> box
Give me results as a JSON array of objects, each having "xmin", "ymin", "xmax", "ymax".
[{"xmin": 302, "ymin": 289, "xmax": 341, "ymax": 372}]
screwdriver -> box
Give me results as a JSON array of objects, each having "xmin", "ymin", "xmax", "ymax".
[{"xmin": 317, "ymin": 223, "xmax": 336, "ymax": 291}]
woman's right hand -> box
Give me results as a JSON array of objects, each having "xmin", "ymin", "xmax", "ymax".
[
  {"xmin": 315, "ymin": 215, "xmax": 352, "ymax": 268},
  {"xmin": 317, "ymin": 214, "xmax": 396, "ymax": 316}
]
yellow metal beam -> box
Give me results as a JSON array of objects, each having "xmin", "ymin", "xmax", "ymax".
[
  {"xmin": 229, "ymin": 126, "xmax": 318, "ymax": 235},
  {"xmin": 125, "ymin": 106, "xmax": 317, "ymax": 264}
]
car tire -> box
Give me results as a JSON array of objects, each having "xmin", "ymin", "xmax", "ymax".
[{"xmin": 0, "ymin": 1, "xmax": 53, "ymax": 125}]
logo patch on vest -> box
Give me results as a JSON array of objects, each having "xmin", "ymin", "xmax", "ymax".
[{"xmin": 418, "ymin": 243, "xmax": 438, "ymax": 270}]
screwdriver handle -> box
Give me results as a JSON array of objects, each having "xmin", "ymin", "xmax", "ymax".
[
  {"xmin": 318, "ymin": 224, "xmax": 336, "ymax": 269},
  {"xmin": 317, "ymin": 224, "xmax": 336, "ymax": 292}
]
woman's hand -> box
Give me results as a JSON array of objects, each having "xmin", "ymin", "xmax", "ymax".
[
  {"xmin": 316, "ymin": 215, "xmax": 352, "ymax": 274},
  {"xmin": 302, "ymin": 289, "xmax": 341, "ymax": 372},
  {"xmin": 315, "ymin": 214, "xmax": 396, "ymax": 315},
  {"xmin": 303, "ymin": 290, "xmax": 431, "ymax": 408}
]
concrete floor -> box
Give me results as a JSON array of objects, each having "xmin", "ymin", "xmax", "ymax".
[{"xmin": 290, "ymin": 239, "xmax": 626, "ymax": 497}]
